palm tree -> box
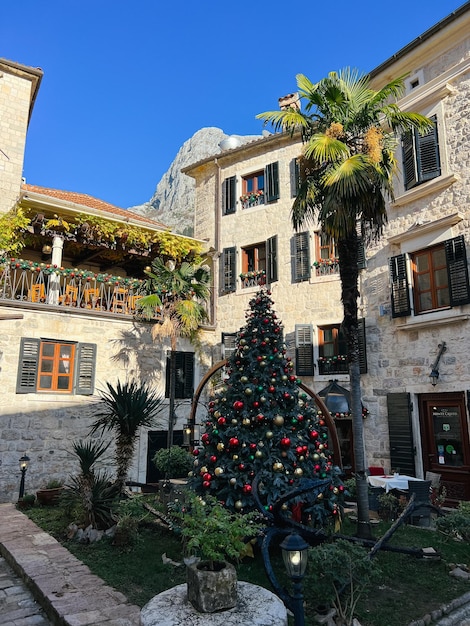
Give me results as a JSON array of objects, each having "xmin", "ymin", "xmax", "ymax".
[
  {"xmin": 257, "ymin": 68, "xmax": 433, "ymax": 539},
  {"xmin": 90, "ymin": 379, "xmax": 165, "ymax": 493},
  {"xmin": 138, "ymin": 258, "xmax": 211, "ymax": 448}
]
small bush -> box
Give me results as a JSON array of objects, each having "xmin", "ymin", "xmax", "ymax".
[
  {"xmin": 435, "ymin": 501, "xmax": 470, "ymax": 542},
  {"xmin": 153, "ymin": 446, "xmax": 193, "ymax": 478},
  {"xmin": 45, "ymin": 479, "xmax": 63, "ymax": 489}
]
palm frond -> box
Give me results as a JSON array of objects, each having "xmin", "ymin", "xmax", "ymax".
[{"xmin": 303, "ymin": 134, "xmax": 350, "ymax": 163}]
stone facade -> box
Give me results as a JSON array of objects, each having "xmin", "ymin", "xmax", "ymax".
[
  {"xmin": 0, "ymin": 59, "xmax": 42, "ymax": 215},
  {"xmin": 187, "ymin": 5, "xmax": 470, "ymax": 503}
]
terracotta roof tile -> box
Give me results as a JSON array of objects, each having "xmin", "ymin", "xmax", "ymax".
[{"xmin": 21, "ymin": 183, "xmax": 167, "ymax": 229}]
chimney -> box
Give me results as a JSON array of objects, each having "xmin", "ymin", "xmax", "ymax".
[{"xmin": 278, "ymin": 92, "xmax": 300, "ymax": 111}]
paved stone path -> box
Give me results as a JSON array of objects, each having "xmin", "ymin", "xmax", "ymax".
[{"xmin": 0, "ymin": 555, "xmax": 51, "ymax": 626}]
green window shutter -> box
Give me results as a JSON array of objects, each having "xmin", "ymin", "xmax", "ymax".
[
  {"xmin": 386, "ymin": 392, "xmax": 416, "ymax": 476},
  {"xmin": 445, "ymin": 235, "xmax": 470, "ymax": 306},
  {"xmin": 389, "ymin": 254, "xmax": 411, "ymax": 318},
  {"xmin": 16, "ymin": 337, "xmax": 40, "ymax": 393},
  {"xmin": 416, "ymin": 116, "xmax": 441, "ymax": 184},
  {"xmin": 75, "ymin": 343, "xmax": 97, "ymax": 395},
  {"xmin": 222, "ymin": 176, "xmax": 236, "ymax": 215},
  {"xmin": 358, "ymin": 318, "xmax": 367, "ymax": 374},
  {"xmin": 222, "ymin": 332, "xmax": 237, "ymax": 360},
  {"xmin": 290, "ymin": 158, "xmax": 300, "ymax": 197},
  {"xmin": 220, "ymin": 246, "xmax": 236, "ymax": 294},
  {"xmin": 294, "ymin": 232, "xmax": 310, "ymax": 282},
  {"xmin": 295, "ymin": 324, "xmax": 314, "ymax": 376},
  {"xmin": 357, "ymin": 223, "xmax": 366, "ymax": 270},
  {"xmin": 265, "ymin": 162, "xmax": 279, "ymax": 203},
  {"xmin": 165, "ymin": 351, "xmax": 194, "ymax": 399},
  {"xmin": 267, "ymin": 235, "xmax": 278, "ymax": 283}
]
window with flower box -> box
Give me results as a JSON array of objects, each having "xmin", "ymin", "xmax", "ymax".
[
  {"xmin": 312, "ymin": 232, "xmax": 339, "ymax": 276},
  {"xmin": 239, "ymin": 236, "xmax": 278, "ymax": 289},
  {"xmin": 317, "ymin": 320, "xmax": 367, "ymax": 375},
  {"xmin": 16, "ymin": 338, "xmax": 96, "ymax": 394},
  {"xmin": 389, "ymin": 235, "xmax": 470, "ymax": 317},
  {"xmin": 240, "ymin": 162, "xmax": 279, "ymax": 209}
]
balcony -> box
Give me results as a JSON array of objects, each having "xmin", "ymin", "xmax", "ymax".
[
  {"xmin": 239, "ymin": 270, "xmax": 266, "ymax": 289},
  {"xmin": 0, "ymin": 258, "xmax": 146, "ymax": 318},
  {"xmin": 240, "ymin": 192, "xmax": 265, "ymax": 210},
  {"xmin": 313, "ymin": 258, "xmax": 340, "ymax": 277},
  {"xmin": 317, "ymin": 355, "xmax": 349, "ymax": 376}
]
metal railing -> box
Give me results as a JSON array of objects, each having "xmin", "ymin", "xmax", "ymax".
[
  {"xmin": 0, "ymin": 260, "xmax": 144, "ymax": 317},
  {"xmin": 313, "ymin": 260, "xmax": 340, "ymax": 277},
  {"xmin": 317, "ymin": 358, "xmax": 349, "ymax": 375},
  {"xmin": 239, "ymin": 273, "xmax": 266, "ymax": 289}
]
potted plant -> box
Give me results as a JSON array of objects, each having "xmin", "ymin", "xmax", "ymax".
[
  {"xmin": 36, "ymin": 479, "xmax": 64, "ymax": 506},
  {"xmin": 176, "ymin": 491, "xmax": 263, "ymax": 613},
  {"xmin": 17, "ymin": 493, "xmax": 36, "ymax": 509}
]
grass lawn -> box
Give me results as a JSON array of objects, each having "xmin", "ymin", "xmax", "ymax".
[{"xmin": 25, "ymin": 504, "xmax": 469, "ymax": 626}]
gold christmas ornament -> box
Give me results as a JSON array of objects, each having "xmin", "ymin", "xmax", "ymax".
[
  {"xmin": 214, "ymin": 467, "xmax": 224, "ymax": 476},
  {"xmin": 294, "ymin": 467, "xmax": 303, "ymax": 476},
  {"xmin": 266, "ymin": 431, "xmax": 274, "ymax": 439},
  {"xmin": 234, "ymin": 500, "xmax": 243, "ymax": 510},
  {"xmin": 230, "ymin": 477, "xmax": 237, "ymax": 485},
  {"xmin": 273, "ymin": 415, "xmax": 284, "ymax": 426},
  {"xmin": 232, "ymin": 454, "xmax": 239, "ymax": 461},
  {"xmin": 243, "ymin": 418, "xmax": 251, "ymax": 426},
  {"xmin": 200, "ymin": 466, "xmax": 208, "ymax": 474},
  {"xmin": 255, "ymin": 450, "xmax": 263, "ymax": 458},
  {"xmin": 273, "ymin": 461, "xmax": 284, "ymax": 472},
  {"xmin": 217, "ymin": 443, "xmax": 225, "ymax": 451},
  {"xmin": 231, "ymin": 419, "xmax": 238, "ymax": 425}
]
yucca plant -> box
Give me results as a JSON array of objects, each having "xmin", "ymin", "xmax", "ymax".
[{"xmin": 90, "ymin": 379, "xmax": 165, "ymax": 493}]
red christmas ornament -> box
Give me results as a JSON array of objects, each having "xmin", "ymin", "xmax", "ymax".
[
  {"xmin": 268, "ymin": 386, "xmax": 275, "ymax": 393},
  {"xmin": 238, "ymin": 463, "xmax": 245, "ymax": 471},
  {"xmin": 249, "ymin": 443, "xmax": 257, "ymax": 450},
  {"xmin": 233, "ymin": 401, "xmax": 244, "ymax": 411},
  {"xmin": 243, "ymin": 484, "xmax": 252, "ymax": 494},
  {"xmin": 202, "ymin": 480, "xmax": 211, "ymax": 489},
  {"xmin": 253, "ymin": 401, "xmax": 260, "ymax": 408},
  {"xmin": 217, "ymin": 417, "xmax": 226, "ymax": 426},
  {"xmin": 193, "ymin": 449, "xmax": 200, "ymax": 456},
  {"xmin": 280, "ymin": 437, "xmax": 291, "ymax": 448},
  {"xmin": 309, "ymin": 430, "xmax": 319, "ymax": 440},
  {"xmin": 283, "ymin": 392, "xmax": 291, "ymax": 400},
  {"xmin": 229, "ymin": 437, "xmax": 239, "ymax": 448},
  {"xmin": 209, "ymin": 455, "xmax": 217, "ymax": 464},
  {"xmin": 201, "ymin": 433, "xmax": 210, "ymax": 444},
  {"xmin": 203, "ymin": 473, "xmax": 212, "ymax": 481},
  {"xmin": 295, "ymin": 446, "xmax": 303, "ymax": 455}
]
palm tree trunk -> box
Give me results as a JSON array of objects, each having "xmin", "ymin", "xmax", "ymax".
[{"xmin": 338, "ymin": 236, "xmax": 372, "ymax": 540}]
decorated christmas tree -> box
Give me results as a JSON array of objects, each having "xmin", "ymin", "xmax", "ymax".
[{"xmin": 191, "ymin": 290, "xmax": 343, "ymax": 525}]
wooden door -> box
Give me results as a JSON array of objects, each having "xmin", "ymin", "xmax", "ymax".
[{"xmin": 419, "ymin": 392, "xmax": 470, "ymax": 505}]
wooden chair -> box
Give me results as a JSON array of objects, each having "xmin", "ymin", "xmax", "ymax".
[
  {"xmin": 84, "ymin": 288, "xmax": 100, "ymax": 309},
  {"xmin": 59, "ymin": 285, "xmax": 78, "ymax": 306},
  {"xmin": 29, "ymin": 284, "xmax": 45, "ymax": 303},
  {"xmin": 112, "ymin": 288, "xmax": 128, "ymax": 313},
  {"xmin": 128, "ymin": 294, "xmax": 143, "ymax": 313}
]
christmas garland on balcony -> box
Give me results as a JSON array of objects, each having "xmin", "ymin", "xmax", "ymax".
[{"xmin": 2, "ymin": 257, "xmax": 144, "ymax": 289}]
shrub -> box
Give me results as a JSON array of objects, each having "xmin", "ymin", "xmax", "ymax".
[
  {"xmin": 153, "ymin": 446, "xmax": 193, "ymax": 478},
  {"xmin": 305, "ymin": 539, "xmax": 382, "ymax": 625},
  {"xmin": 45, "ymin": 479, "xmax": 63, "ymax": 489},
  {"xmin": 435, "ymin": 501, "xmax": 470, "ymax": 542}
]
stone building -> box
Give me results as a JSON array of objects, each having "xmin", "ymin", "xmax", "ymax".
[
  {"xmin": 0, "ymin": 59, "xmax": 205, "ymax": 501},
  {"xmin": 186, "ymin": 3, "xmax": 470, "ymax": 505}
]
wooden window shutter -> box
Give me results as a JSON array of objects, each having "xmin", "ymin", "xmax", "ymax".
[
  {"xmin": 295, "ymin": 324, "xmax": 314, "ymax": 376},
  {"xmin": 165, "ymin": 351, "xmax": 194, "ymax": 399},
  {"xmin": 402, "ymin": 131, "xmax": 417, "ymax": 190},
  {"xmin": 416, "ymin": 116, "xmax": 441, "ymax": 184},
  {"xmin": 222, "ymin": 176, "xmax": 236, "ymax": 215},
  {"xmin": 16, "ymin": 337, "xmax": 40, "ymax": 393},
  {"xmin": 445, "ymin": 235, "xmax": 470, "ymax": 306},
  {"xmin": 75, "ymin": 342, "xmax": 97, "ymax": 395},
  {"xmin": 265, "ymin": 162, "xmax": 279, "ymax": 203},
  {"xmin": 389, "ymin": 254, "xmax": 411, "ymax": 318},
  {"xmin": 222, "ymin": 332, "xmax": 237, "ymax": 360},
  {"xmin": 267, "ymin": 235, "xmax": 278, "ymax": 283},
  {"xmin": 220, "ymin": 246, "xmax": 236, "ymax": 294},
  {"xmin": 358, "ymin": 317, "xmax": 367, "ymax": 374},
  {"xmin": 294, "ymin": 232, "xmax": 310, "ymax": 282},
  {"xmin": 291, "ymin": 158, "xmax": 300, "ymax": 197},
  {"xmin": 386, "ymin": 392, "xmax": 416, "ymax": 476}
]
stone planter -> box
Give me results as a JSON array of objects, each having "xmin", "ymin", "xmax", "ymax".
[
  {"xmin": 186, "ymin": 560, "xmax": 237, "ymax": 613},
  {"xmin": 36, "ymin": 487, "xmax": 63, "ymax": 506}
]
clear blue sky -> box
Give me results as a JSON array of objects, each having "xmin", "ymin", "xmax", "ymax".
[{"xmin": 1, "ymin": 0, "xmax": 465, "ymax": 209}]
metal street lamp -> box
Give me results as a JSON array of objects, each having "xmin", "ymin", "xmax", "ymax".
[
  {"xmin": 18, "ymin": 453, "xmax": 30, "ymax": 500},
  {"xmin": 280, "ymin": 532, "xmax": 309, "ymax": 626}
]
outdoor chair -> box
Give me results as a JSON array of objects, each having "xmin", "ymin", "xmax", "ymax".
[{"xmin": 406, "ymin": 480, "xmax": 435, "ymax": 527}]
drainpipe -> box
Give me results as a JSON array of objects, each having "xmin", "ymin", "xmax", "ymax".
[{"xmin": 47, "ymin": 236, "xmax": 64, "ymax": 305}]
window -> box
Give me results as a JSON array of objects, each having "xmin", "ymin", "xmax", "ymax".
[
  {"xmin": 165, "ymin": 351, "xmax": 194, "ymax": 399},
  {"xmin": 222, "ymin": 176, "xmax": 236, "ymax": 215},
  {"xmin": 290, "ymin": 157, "xmax": 300, "ymax": 197},
  {"xmin": 295, "ymin": 325, "xmax": 314, "ymax": 376},
  {"xmin": 240, "ymin": 162, "xmax": 279, "ymax": 208},
  {"xmin": 222, "ymin": 332, "xmax": 237, "ymax": 360},
  {"xmin": 390, "ymin": 235, "xmax": 470, "ymax": 318},
  {"xmin": 16, "ymin": 338, "xmax": 96, "ymax": 394},
  {"xmin": 402, "ymin": 115, "xmax": 441, "ymax": 191},
  {"xmin": 240, "ymin": 236, "xmax": 278, "ymax": 289},
  {"xmin": 293, "ymin": 232, "xmax": 310, "ymax": 282},
  {"xmin": 318, "ymin": 320, "xmax": 367, "ymax": 375},
  {"xmin": 221, "ymin": 246, "xmax": 236, "ymax": 294}
]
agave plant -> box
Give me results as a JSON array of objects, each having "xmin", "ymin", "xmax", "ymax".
[{"xmin": 90, "ymin": 379, "xmax": 165, "ymax": 493}]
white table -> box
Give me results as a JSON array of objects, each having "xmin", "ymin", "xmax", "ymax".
[{"xmin": 367, "ymin": 474, "xmax": 424, "ymax": 493}]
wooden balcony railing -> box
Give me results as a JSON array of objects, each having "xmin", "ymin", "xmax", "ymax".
[{"xmin": 0, "ymin": 258, "xmax": 146, "ymax": 317}]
